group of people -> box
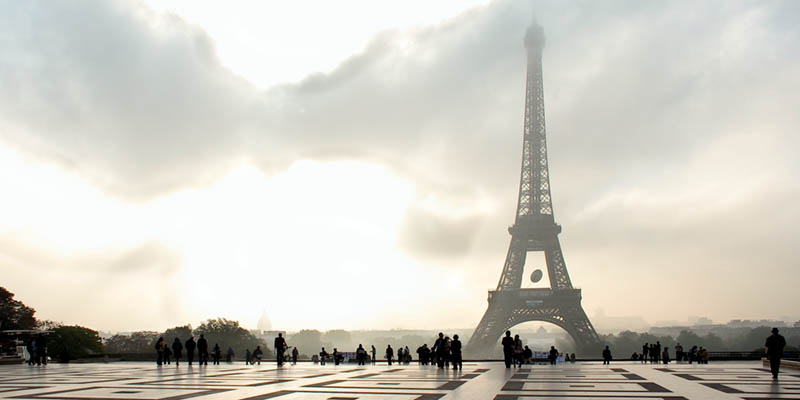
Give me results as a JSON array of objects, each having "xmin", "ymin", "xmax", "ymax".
[
  {"xmin": 627, "ymin": 342, "xmax": 708, "ymax": 365},
  {"xmin": 412, "ymin": 332, "xmax": 463, "ymax": 369},
  {"xmin": 24, "ymin": 335, "xmax": 47, "ymax": 365},
  {"xmin": 501, "ymin": 331, "xmax": 572, "ymax": 367},
  {"xmin": 155, "ymin": 334, "xmax": 227, "ymax": 366}
]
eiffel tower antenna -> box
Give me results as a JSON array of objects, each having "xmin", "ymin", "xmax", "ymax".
[{"xmin": 466, "ymin": 17, "xmax": 600, "ymax": 358}]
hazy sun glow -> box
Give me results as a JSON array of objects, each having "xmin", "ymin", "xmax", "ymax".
[{"xmin": 0, "ymin": 145, "xmax": 433, "ymax": 330}]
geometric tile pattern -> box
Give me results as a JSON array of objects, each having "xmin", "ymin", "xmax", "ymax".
[{"xmin": 0, "ymin": 361, "xmax": 796, "ymax": 399}]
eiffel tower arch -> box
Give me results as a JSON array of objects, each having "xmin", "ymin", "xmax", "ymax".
[{"xmin": 466, "ymin": 21, "xmax": 600, "ymax": 358}]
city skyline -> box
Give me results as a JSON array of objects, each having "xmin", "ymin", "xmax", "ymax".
[{"xmin": 2, "ymin": 0, "xmax": 799, "ymax": 333}]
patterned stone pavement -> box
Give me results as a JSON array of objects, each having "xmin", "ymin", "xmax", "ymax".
[{"xmin": 0, "ymin": 361, "xmax": 797, "ymax": 399}]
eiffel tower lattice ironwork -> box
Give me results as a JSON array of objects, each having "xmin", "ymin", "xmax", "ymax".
[{"xmin": 466, "ymin": 21, "xmax": 600, "ymax": 358}]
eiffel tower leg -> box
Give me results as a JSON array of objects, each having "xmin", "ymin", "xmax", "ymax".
[
  {"xmin": 560, "ymin": 305, "xmax": 601, "ymax": 354},
  {"xmin": 466, "ymin": 300, "xmax": 508, "ymax": 359}
]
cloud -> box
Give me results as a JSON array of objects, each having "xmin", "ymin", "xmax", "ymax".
[{"xmin": 1, "ymin": 0, "xmax": 799, "ymax": 328}]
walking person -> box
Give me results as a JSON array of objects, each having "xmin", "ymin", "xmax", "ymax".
[
  {"xmin": 226, "ymin": 347, "xmax": 234, "ymax": 363},
  {"xmin": 765, "ymin": 328, "xmax": 787, "ymax": 380},
  {"xmin": 291, "ymin": 347, "xmax": 299, "ymax": 365},
  {"xmin": 319, "ymin": 347, "xmax": 329, "ymax": 365},
  {"xmin": 501, "ymin": 331, "xmax": 515, "ymax": 368},
  {"xmin": 197, "ymin": 334, "xmax": 208, "ymax": 365},
  {"xmin": 385, "ymin": 345, "xmax": 394, "ymax": 366},
  {"xmin": 654, "ymin": 341, "xmax": 661, "ymax": 364},
  {"xmin": 185, "ymin": 336, "xmax": 196, "ymax": 366},
  {"xmin": 641, "ymin": 343, "xmax": 649, "ymax": 364},
  {"xmin": 451, "ymin": 334, "xmax": 462, "ymax": 370},
  {"xmin": 675, "ymin": 343, "xmax": 684, "ymax": 363},
  {"xmin": 35, "ymin": 335, "xmax": 47, "ymax": 365},
  {"xmin": 662, "ymin": 347, "xmax": 670, "ymax": 364},
  {"xmin": 274, "ymin": 333, "xmax": 287, "ymax": 366},
  {"xmin": 602, "ymin": 345, "xmax": 612, "ymax": 365},
  {"xmin": 155, "ymin": 337, "xmax": 165, "ymax": 366},
  {"xmin": 371, "ymin": 345, "xmax": 376, "ymax": 365},
  {"xmin": 171, "ymin": 338, "xmax": 183, "ymax": 366}
]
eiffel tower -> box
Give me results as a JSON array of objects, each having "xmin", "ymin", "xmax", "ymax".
[{"xmin": 466, "ymin": 21, "xmax": 600, "ymax": 358}]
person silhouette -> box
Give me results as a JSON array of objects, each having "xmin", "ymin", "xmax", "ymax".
[
  {"xmin": 602, "ymin": 345, "xmax": 612, "ymax": 365},
  {"xmin": 451, "ymin": 334, "xmax": 462, "ymax": 370},
  {"xmin": 548, "ymin": 346, "xmax": 559, "ymax": 365},
  {"xmin": 501, "ymin": 331, "xmax": 514, "ymax": 368},
  {"xmin": 274, "ymin": 333, "xmax": 287, "ymax": 366},
  {"xmin": 212, "ymin": 344, "xmax": 221, "ymax": 365},
  {"xmin": 197, "ymin": 334, "xmax": 208, "ymax": 366},
  {"xmin": 765, "ymin": 327, "xmax": 787, "ymax": 380},
  {"xmin": 155, "ymin": 337, "xmax": 165, "ymax": 366},
  {"xmin": 291, "ymin": 347, "xmax": 299, "ymax": 365},
  {"xmin": 185, "ymin": 337, "xmax": 196, "ymax": 366},
  {"xmin": 171, "ymin": 338, "xmax": 183, "ymax": 366},
  {"xmin": 385, "ymin": 345, "xmax": 394, "ymax": 366},
  {"xmin": 371, "ymin": 345, "xmax": 376, "ymax": 365},
  {"xmin": 356, "ymin": 344, "xmax": 367, "ymax": 366}
]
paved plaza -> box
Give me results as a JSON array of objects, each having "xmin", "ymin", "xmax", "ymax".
[{"xmin": 0, "ymin": 361, "xmax": 797, "ymax": 399}]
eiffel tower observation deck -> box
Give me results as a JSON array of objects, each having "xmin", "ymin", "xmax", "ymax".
[{"xmin": 466, "ymin": 20, "xmax": 600, "ymax": 358}]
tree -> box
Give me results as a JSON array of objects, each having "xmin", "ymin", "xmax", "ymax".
[
  {"xmin": 162, "ymin": 325, "xmax": 193, "ymax": 342},
  {"xmin": 193, "ymin": 318, "xmax": 271, "ymax": 359},
  {"xmin": 0, "ymin": 287, "xmax": 37, "ymax": 330},
  {"xmin": 676, "ymin": 330, "xmax": 703, "ymax": 347},
  {"xmin": 48, "ymin": 325, "xmax": 104, "ymax": 362},
  {"xmin": 104, "ymin": 331, "xmax": 159, "ymax": 354},
  {"xmin": 288, "ymin": 329, "xmax": 328, "ymax": 357},
  {"xmin": 323, "ymin": 330, "xmax": 353, "ymax": 350}
]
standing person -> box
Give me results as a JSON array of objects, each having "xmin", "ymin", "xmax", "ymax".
[
  {"xmin": 155, "ymin": 337, "xmax": 165, "ymax": 366},
  {"xmin": 371, "ymin": 345, "xmax": 376, "ymax": 365},
  {"xmin": 185, "ymin": 337, "xmax": 196, "ymax": 366},
  {"xmin": 252, "ymin": 346, "xmax": 263, "ymax": 365},
  {"xmin": 197, "ymin": 334, "xmax": 208, "ymax": 366},
  {"xmin": 212, "ymin": 344, "xmax": 221, "ymax": 365},
  {"xmin": 396, "ymin": 347, "xmax": 403, "ymax": 366},
  {"xmin": 641, "ymin": 343, "xmax": 649, "ymax": 364},
  {"xmin": 172, "ymin": 338, "xmax": 183, "ymax": 366},
  {"xmin": 654, "ymin": 342, "xmax": 661, "ymax": 364},
  {"xmin": 274, "ymin": 333, "xmax": 287, "ymax": 366},
  {"xmin": 688, "ymin": 345, "xmax": 698, "ymax": 364},
  {"xmin": 675, "ymin": 343, "xmax": 684, "ymax": 363},
  {"xmin": 513, "ymin": 335, "xmax": 523, "ymax": 367},
  {"xmin": 433, "ymin": 332, "xmax": 447, "ymax": 369},
  {"xmin": 291, "ymin": 347, "xmax": 299, "ymax": 365},
  {"xmin": 356, "ymin": 344, "xmax": 367, "ymax": 366},
  {"xmin": 523, "ymin": 345, "xmax": 533, "ymax": 365},
  {"xmin": 333, "ymin": 348, "xmax": 341, "ymax": 365},
  {"xmin": 662, "ymin": 347, "xmax": 670, "ymax": 364},
  {"xmin": 766, "ymin": 328, "xmax": 787, "ymax": 380},
  {"xmin": 404, "ymin": 346, "xmax": 411, "ymax": 364},
  {"xmin": 319, "ymin": 347, "xmax": 329, "ymax": 365},
  {"xmin": 385, "ymin": 345, "xmax": 394, "ymax": 366},
  {"xmin": 451, "ymin": 334, "xmax": 462, "ymax": 370},
  {"xmin": 26, "ymin": 339, "xmax": 35, "ymax": 365},
  {"xmin": 602, "ymin": 346, "xmax": 612, "ymax": 365},
  {"xmin": 226, "ymin": 347, "xmax": 234, "ymax": 363},
  {"xmin": 35, "ymin": 335, "xmax": 47, "ymax": 365},
  {"xmin": 164, "ymin": 344, "xmax": 172, "ymax": 364},
  {"xmin": 245, "ymin": 349, "xmax": 252, "ymax": 365},
  {"xmin": 501, "ymin": 331, "xmax": 515, "ymax": 368},
  {"xmin": 548, "ymin": 346, "xmax": 559, "ymax": 365}
]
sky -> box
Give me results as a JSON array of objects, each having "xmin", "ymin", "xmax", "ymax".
[{"xmin": 1, "ymin": 0, "xmax": 799, "ymax": 333}]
